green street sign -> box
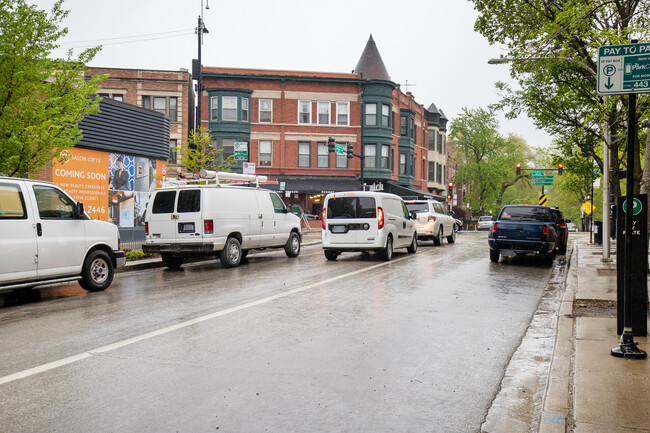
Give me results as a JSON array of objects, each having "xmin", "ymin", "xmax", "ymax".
[
  {"xmin": 622, "ymin": 197, "xmax": 643, "ymax": 216},
  {"xmin": 335, "ymin": 144, "xmax": 345, "ymax": 155},
  {"xmin": 532, "ymin": 170, "xmax": 545, "ymax": 176},
  {"xmin": 234, "ymin": 142, "xmax": 248, "ymax": 160},
  {"xmin": 598, "ymin": 42, "xmax": 650, "ymax": 95},
  {"xmin": 532, "ymin": 175, "xmax": 555, "ymax": 186}
]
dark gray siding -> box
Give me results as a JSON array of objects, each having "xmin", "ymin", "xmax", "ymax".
[{"xmin": 78, "ymin": 98, "xmax": 170, "ymax": 159}]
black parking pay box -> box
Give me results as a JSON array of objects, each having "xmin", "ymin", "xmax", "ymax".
[{"xmin": 616, "ymin": 194, "xmax": 648, "ymax": 336}]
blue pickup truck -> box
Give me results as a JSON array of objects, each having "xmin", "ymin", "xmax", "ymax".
[{"xmin": 488, "ymin": 205, "xmax": 559, "ymax": 266}]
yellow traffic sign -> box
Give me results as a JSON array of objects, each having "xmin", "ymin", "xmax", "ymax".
[
  {"xmin": 581, "ymin": 201, "xmax": 596, "ymax": 215},
  {"xmin": 539, "ymin": 194, "xmax": 547, "ymax": 206}
]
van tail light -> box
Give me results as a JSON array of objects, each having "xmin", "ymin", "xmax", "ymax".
[
  {"xmin": 322, "ymin": 208, "xmax": 326, "ymax": 230},
  {"xmin": 428, "ymin": 216, "xmax": 436, "ymax": 222},
  {"xmin": 204, "ymin": 219, "xmax": 214, "ymax": 234},
  {"xmin": 145, "ymin": 222, "xmax": 149, "ymax": 235},
  {"xmin": 377, "ymin": 207, "xmax": 384, "ymax": 229}
]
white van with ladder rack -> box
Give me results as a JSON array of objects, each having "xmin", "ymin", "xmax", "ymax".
[{"xmin": 142, "ymin": 170, "xmax": 302, "ymax": 269}]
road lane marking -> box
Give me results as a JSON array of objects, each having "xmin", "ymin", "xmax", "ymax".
[{"xmin": 0, "ymin": 255, "xmax": 412, "ymax": 386}]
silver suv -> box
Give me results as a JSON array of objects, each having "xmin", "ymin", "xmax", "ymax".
[
  {"xmin": 404, "ymin": 200, "xmax": 456, "ymax": 245},
  {"xmin": 477, "ymin": 215, "xmax": 494, "ymax": 230}
]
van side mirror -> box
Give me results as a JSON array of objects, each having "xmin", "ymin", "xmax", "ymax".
[
  {"xmin": 74, "ymin": 202, "xmax": 85, "ymax": 219},
  {"xmin": 409, "ymin": 211, "xmax": 417, "ymax": 220}
]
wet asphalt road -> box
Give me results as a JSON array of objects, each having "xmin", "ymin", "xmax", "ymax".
[{"xmin": 0, "ymin": 232, "xmax": 554, "ymax": 432}]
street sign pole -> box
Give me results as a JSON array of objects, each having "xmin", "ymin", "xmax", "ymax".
[{"xmin": 611, "ymin": 42, "xmax": 646, "ymax": 359}]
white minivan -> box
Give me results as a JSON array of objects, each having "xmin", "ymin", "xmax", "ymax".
[
  {"xmin": 321, "ymin": 191, "xmax": 418, "ymax": 261},
  {"xmin": 142, "ymin": 171, "xmax": 302, "ymax": 269},
  {"xmin": 0, "ymin": 177, "xmax": 126, "ymax": 292}
]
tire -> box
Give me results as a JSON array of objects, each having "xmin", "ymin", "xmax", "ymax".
[
  {"xmin": 79, "ymin": 250, "xmax": 114, "ymax": 292},
  {"xmin": 433, "ymin": 227, "xmax": 443, "ymax": 246},
  {"xmin": 447, "ymin": 226, "xmax": 456, "ymax": 244},
  {"xmin": 324, "ymin": 250, "xmax": 339, "ymax": 261},
  {"xmin": 407, "ymin": 234, "xmax": 418, "ymax": 253},
  {"xmin": 543, "ymin": 251, "xmax": 556, "ymax": 267},
  {"xmin": 558, "ymin": 243, "xmax": 567, "ymax": 255},
  {"xmin": 490, "ymin": 249, "xmax": 500, "ymax": 263},
  {"xmin": 381, "ymin": 235, "xmax": 394, "ymax": 261},
  {"xmin": 220, "ymin": 237, "xmax": 242, "ymax": 268},
  {"xmin": 161, "ymin": 253, "xmax": 184, "ymax": 269},
  {"xmin": 284, "ymin": 232, "xmax": 301, "ymax": 258}
]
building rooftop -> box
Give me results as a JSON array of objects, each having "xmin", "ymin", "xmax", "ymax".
[{"xmin": 353, "ymin": 34, "xmax": 391, "ymax": 81}]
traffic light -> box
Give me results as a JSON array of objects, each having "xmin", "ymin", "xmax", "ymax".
[
  {"xmin": 516, "ymin": 163, "xmax": 521, "ymax": 176},
  {"xmin": 586, "ymin": 194, "xmax": 591, "ymax": 201},
  {"xmin": 448, "ymin": 181, "xmax": 454, "ymax": 188},
  {"xmin": 447, "ymin": 193, "xmax": 452, "ymax": 200},
  {"xmin": 328, "ymin": 137, "xmax": 335, "ymax": 153},
  {"xmin": 346, "ymin": 143, "xmax": 354, "ymax": 159},
  {"xmin": 558, "ymin": 164, "xmax": 563, "ymax": 175}
]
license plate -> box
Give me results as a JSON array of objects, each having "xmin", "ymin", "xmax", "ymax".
[
  {"xmin": 178, "ymin": 222, "xmax": 195, "ymax": 233},
  {"xmin": 330, "ymin": 225, "xmax": 348, "ymax": 234}
]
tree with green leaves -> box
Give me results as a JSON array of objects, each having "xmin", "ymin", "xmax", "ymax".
[
  {"xmin": 181, "ymin": 127, "xmax": 235, "ymax": 174},
  {"xmin": 472, "ymin": 0, "xmax": 650, "ymax": 203},
  {"xmin": 450, "ymin": 107, "xmax": 535, "ymax": 216},
  {"xmin": 0, "ymin": 0, "xmax": 106, "ymax": 177}
]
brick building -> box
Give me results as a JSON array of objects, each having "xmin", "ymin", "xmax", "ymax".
[
  {"xmin": 85, "ymin": 67, "xmax": 194, "ymax": 177},
  {"xmin": 199, "ymin": 35, "xmax": 449, "ymax": 215}
]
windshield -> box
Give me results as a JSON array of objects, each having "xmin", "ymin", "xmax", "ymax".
[
  {"xmin": 405, "ymin": 203, "xmax": 429, "ymax": 213},
  {"xmin": 327, "ymin": 196, "xmax": 376, "ymax": 219},
  {"xmin": 499, "ymin": 206, "xmax": 551, "ymax": 222}
]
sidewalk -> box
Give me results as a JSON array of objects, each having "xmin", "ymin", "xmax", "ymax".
[
  {"xmin": 483, "ymin": 233, "xmax": 650, "ymax": 432},
  {"xmin": 540, "ymin": 235, "xmax": 650, "ymax": 433}
]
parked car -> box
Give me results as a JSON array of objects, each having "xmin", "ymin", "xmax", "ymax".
[
  {"xmin": 404, "ymin": 199, "xmax": 456, "ymax": 245},
  {"xmin": 477, "ymin": 215, "xmax": 494, "ymax": 230},
  {"xmin": 567, "ymin": 222, "xmax": 578, "ymax": 232},
  {"xmin": 321, "ymin": 191, "xmax": 417, "ymax": 261},
  {"xmin": 454, "ymin": 219, "xmax": 463, "ymax": 231},
  {"xmin": 142, "ymin": 170, "xmax": 301, "ymax": 269},
  {"xmin": 550, "ymin": 208, "xmax": 569, "ymax": 255},
  {"xmin": 0, "ymin": 177, "xmax": 126, "ymax": 292},
  {"xmin": 488, "ymin": 205, "xmax": 558, "ymax": 266}
]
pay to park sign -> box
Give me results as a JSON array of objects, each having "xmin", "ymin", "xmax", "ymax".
[{"xmin": 598, "ymin": 42, "xmax": 650, "ymax": 95}]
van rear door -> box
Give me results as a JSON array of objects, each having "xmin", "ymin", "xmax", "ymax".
[
  {"xmin": 0, "ymin": 182, "xmax": 38, "ymax": 283},
  {"xmin": 149, "ymin": 190, "xmax": 179, "ymax": 242},
  {"xmin": 325, "ymin": 195, "xmax": 377, "ymax": 244},
  {"xmin": 175, "ymin": 189, "xmax": 202, "ymax": 244}
]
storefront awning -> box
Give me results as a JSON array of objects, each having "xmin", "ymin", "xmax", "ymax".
[
  {"xmin": 385, "ymin": 181, "xmax": 437, "ymax": 200},
  {"xmin": 264, "ymin": 177, "xmax": 361, "ymax": 194}
]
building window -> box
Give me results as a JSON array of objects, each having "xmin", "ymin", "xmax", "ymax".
[
  {"xmin": 221, "ymin": 138, "xmax": 235, "ymax": 161},
  {"xmin": 318, "ymin": 101, "xmax": 330, "ymax": 125},
  {"xmin": 400, "ymin": 116, "xmax": 407, "ymax": 136},
  {"xmin": 142, "ymin": 95, "xmax": 178, "ymax": 121},
  {"xmin": 438, "ymin": 133, "xmax": 443, "ymax": 153},
  {"xmin": 298, "ymin": 141, "xmax": 311, "ymax": 167},
  {"xmin": 381, "ymin": 105, "xmax": 390, "ymax": 127},
  {"xmin": 222, "ymin": 96, "xmax": 238, "ymax": 121},
  {"xmin": 210, "ymin": 97, "xmax": 218, "ymax": 121},
  {"xmin": 317, "ymin": 142, "xmax": 329, "ymax": 168},
  {"xmin": 169, "ymin": 139, "xmax": 178, "ymax": 164},
  {"xmin": 436, "ymin": 162, "xmax": 442, "ymax": 183},
  {"xmin": 429, "ymin": 130, "xmax": 435, "ymax": 150},
  {"xmin": 399, "ymin": 153, "xmax": 406, "ymax": 175},
  {"xmin": 336, "ymin": 152, "xmax": 348, "ymax": 168},
  {"xmin": 113, "ymin": 95, "xmax": 123, "ymax": 102},
  {"xmin": 259, "ymin": 140, "xmax": 272, "ymax": 167},
  {"xmin": 364, "ymin": 144, "xmax": 376, "ymax": 169},
  {"xmin": 259, "ymin": 99, "xmax": 272, "ymax": 123},
  {"xmin": 336, "ymin": 102, "xmax": 349, "ymax": 126},
  {"xmin": 423, "ymin": 130, "xmax": 427, "ymax": 148},
  {"xmin": 428, "ymin": 162, "xmax": 435, "ymax": 181},
  {"xmin": 298, "ymin": 100, "xmax": 311, "ymax": 124},
  {"xmin": 410, "ymin": 122, "xmax": 415, "ymax": 140},
  {"xmin": 242, "ymin": 98, "xmax": 249, "ymax": 122},
  {"xmin": 365, "ymin": 103, "xmax": 377, "ymax": 126},
  {"xmin": 381, "ymin": 144, "xmax": 390, "ymax": 169}
]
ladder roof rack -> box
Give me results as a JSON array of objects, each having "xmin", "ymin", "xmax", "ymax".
[{"xmin": 163, "ymin": 170, "xmax": 268, "ymax": 188}]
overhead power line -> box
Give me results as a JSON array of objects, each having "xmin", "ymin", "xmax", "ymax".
[{"xmin": 58, "ymin": 29, "xmax": 195, "ymax": 49}]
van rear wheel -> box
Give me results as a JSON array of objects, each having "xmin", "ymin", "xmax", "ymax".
[
  {"xmin": 407, "ymin": 234, "xmax": 418, "ymax": 253},
  {"xmin": 284, "ymin": 232, "xmax": 301, "ymax": 258},
  {"xmin": 220, "ymin": 237, "xmax": 242, "ymax": 268},
  {"xmin": 324, "ymin": 250, "xmax": 339, "ymax": 261},
  {"xmin": 79, "ymin": 250, "xmax": 114, "ymax": 292},
  {"xmin": 381, "ymin": 236, "xmax": 393, "ymax": 261},
  {"xmin": 161, "ymin": 253, "xmax": 184, "ymax": 269}
]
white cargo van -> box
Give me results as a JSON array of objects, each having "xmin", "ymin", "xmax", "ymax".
[
  {"xmin": 142, "ymin": 171, "xmax": 302, "ymax": 269},
  {"xmin": 0, "ymin": 177, "xmax": 126, "ymax": 292},
  {"xmin": 321, "ymin": 191, "xmax": 418, "ymax": 261}
]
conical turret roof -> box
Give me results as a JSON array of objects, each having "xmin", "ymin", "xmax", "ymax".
[{"xmin": 353, "ymin": 35, "xmax": 390, "ymax": 81}]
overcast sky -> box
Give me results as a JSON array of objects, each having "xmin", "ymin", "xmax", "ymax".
[{"xmin": 32, "ymin": 0, "xmax": 551, "ymax": 148}]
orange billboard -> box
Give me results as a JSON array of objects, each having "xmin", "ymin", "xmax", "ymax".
[{"xmin": 52, "ymin": 148, "xmax": 109, "ymax": 221}]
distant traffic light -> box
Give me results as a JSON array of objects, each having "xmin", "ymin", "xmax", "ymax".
[
  {"xmin": 558, "ymin": 164, "xmax": 564, "ymax": 175},
  {"xmin": 346, "ymin": 143, "xmax": 354, "ymax": 159},
  {"xmin": 448, "ymin": 181, "xmax": 454, "ymax": 188},
  {"xmin": 586, "ymin": 194, "xmax": 591, "ymax": 201},
  {"xmin": 447, "ymin": 193, "xmax": 452, "ymax": 200},
  {"xmin": 516, "ymin": 163, "xmax": 521, "ymax": 176},
  {"xmin": 328, "ymin": 137, "xmax": 335, "ymax": 153}
]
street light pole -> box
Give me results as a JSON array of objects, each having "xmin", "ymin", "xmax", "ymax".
[{"xmin": 195, "ymin": 0, "xmax": 209, "ymax": 134}]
